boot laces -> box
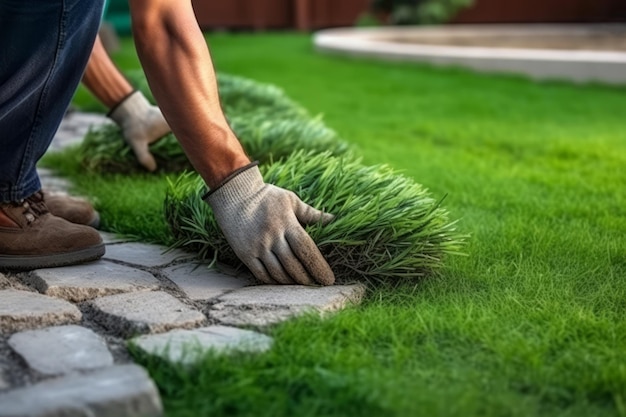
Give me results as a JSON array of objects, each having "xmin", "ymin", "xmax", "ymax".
[{"xmin": 21, "ymin": 191, "xmax": 49, "ymax": 224}]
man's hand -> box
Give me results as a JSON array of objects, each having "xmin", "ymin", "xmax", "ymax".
[
  {"xmin": 109, "ymin": 91, "xmax": 171, "ymax": 171},
  {"xmin": 205, "ymin": 164, "xmax": 335, "ymax": 286}
]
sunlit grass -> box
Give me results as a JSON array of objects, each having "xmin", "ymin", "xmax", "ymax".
[{"xmin": 43, "ymin": 33, "xmax": 626, "ymax": 417}]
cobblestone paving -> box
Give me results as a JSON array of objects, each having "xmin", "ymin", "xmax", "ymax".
[{"xmin": 0, "ymin": 113, "xmax": 365, "ymax": 416}]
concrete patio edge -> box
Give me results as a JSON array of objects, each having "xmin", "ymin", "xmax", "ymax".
[{"xmin": 314, "ymin": 24, "xmax": 626, "ymax": 85}]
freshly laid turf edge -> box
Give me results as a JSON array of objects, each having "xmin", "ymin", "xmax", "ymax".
[{"xmin": 165, "ymin": 151, "xmax": 466, "ymax": 285}]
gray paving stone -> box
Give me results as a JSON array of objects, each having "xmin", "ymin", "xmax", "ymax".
[
  {"xmin": 163, "ymin": 263, "xmax": 251, "ymax": 301},
  {"xmin": 88, "ymin": 291, "xmax": 206, "ymax": 338},
  {"xmin": 0, "ymin": 364, "xmax": 162, "ymax": 417},
  {"xmin": 209, "ymin": 284, "xmax": 366, "ymax": 327},
  {"xmin": 25, "ymin": 261, "xmax": 160, "ymax": 302},
  {"xmin": 36, "ymin": 167, "xmax": 55, "ymax": 178},
  {"xmin": 216, "ymin": 284, "xmax": 366, "ymax": 309},
  {"xmin": 8, "ymin": 325, "xmax": 113, "ymax": 376},
  {"xmin": 48, "ymin": 112, "xmax": 110, "ymax": 152},
  {"xmin": 132, "ymin": 325, "xmax": 273, "ymax": 365},
  {"xmin": 0, "ymin": 290, "xmax": 82, "ymax": 333},
  {"xmin": 103, "ymin": 242, "xmax": 194, "ymax": 267},
  {"xmin": 39, "ymin": 176, "xmax": 73, "ymax": 192},
  {"xmin": 37, "ymin": 167, "xmax": 72, "ymax": 191}
]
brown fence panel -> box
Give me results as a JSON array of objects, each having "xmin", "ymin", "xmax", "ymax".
[
  {"xmin": 192, "ymin": 0, "xmax": 293, "ymax": 30},
  {"xmin": 192, "ymin": 0, "xmax": 369, "ymax": 31},
  {"xmin": 453, "ymin": 0, "xmax": 626, "ymax": 23},
  {"xmin": 295, "ymin": 0, "xmax": 370, "ymax": 30}
]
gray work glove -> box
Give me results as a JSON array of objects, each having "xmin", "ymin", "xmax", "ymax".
[
  {"xmin": 204, "ymin": 163, "xmax": 335, "ymax": 286},
  {"xmin": 108, "ymin": 90, "xmax": 171, "ymax": 171}
]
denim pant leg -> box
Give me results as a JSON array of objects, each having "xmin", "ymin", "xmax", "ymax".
[{"xmin": 0, "ymin": 0, "xmax": 104, "ymax": 202}]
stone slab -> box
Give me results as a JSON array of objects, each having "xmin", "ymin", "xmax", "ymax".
[
  {"xmin": 0, "ymin": 364, "xmax": 162, "ymax": 417},
  {"xmin": 163, "ymin": 263, "xmax": 251, "ymax": 301},
  {"xmin": 88, "ymin": 291, "xmax": 206, "ymax": 338},
  {"xmin": 209, "ymin": 284, "xmax": 366, "ymax": 327},
  {"xmin": 8, "ymin": 325, "xmax": 113, "ymax": 376},
  {"xmin": 36, "ymin": 167, "xmax": 72, "ymax": 192},
  {"xmin": 38, "ymin": 176, "xmax": 73, "ymax": 193},
  {"xmin": 132, "ymin": 326, "xmax": 273, "ymax": 365},
  {"xmin": 215, "ymin": 284, "xmax": 366, "ymax": 309},
  {"xmin": 103, "ymin": 242, "xmax": 194, "ymax": 267},
  {"xmin": 0, "ymin": 290, "xmax": 82, "ymax": 333},
  {"xmin": 48, "ymin": 112, "xmax": 110, "ymax": 152},
  {"xmin": 25, "ymin": 261, "xmax": 160, "ymax": 302}
]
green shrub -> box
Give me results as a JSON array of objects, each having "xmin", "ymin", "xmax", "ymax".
[
  {"xmin": 370, "ymin": 0, "xmax": 473, "ymax": 25},
  {"xmin": 164, "ymin": 151, "xmax": 466, "ymax": 286},
  {"xmin": 79, "ymin": 72, "xmax": 347, "ymax": 173}
]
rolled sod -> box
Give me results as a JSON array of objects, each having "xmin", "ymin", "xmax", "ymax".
[
  {"xmin": 164, "ymin": 151, "xmax": 466, "ymax": 285},
  {"xmin": 79, "ymin": 73, "xmax": 348, "ymax": 173}
]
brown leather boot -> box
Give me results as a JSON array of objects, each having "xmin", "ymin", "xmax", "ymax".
[
  {"xmin": 0, "ymin": 191, "xmax": 105, "ymax": 270},
  {"xmin": 42, "ymin": 191, "xmax": 100, "ymax": 228}
]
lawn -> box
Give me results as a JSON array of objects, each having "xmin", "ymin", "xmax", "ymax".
[{"xmin": 46, "ymin": 33, "xmax": 626, "ymax": 416}]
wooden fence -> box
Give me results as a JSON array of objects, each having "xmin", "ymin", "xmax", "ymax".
[
  {"xmin": 453, "ymin": 0, "xmax": 626, "ymax": 23},
  {"xmin": 191, "ymin": 0, "xmax": 370, "ymax": 30}
]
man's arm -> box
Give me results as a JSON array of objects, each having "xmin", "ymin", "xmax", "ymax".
[
  {"xmin": 128, "ymin": 0, "xmax": 335, "ymax": 286},
  {"xmin": 129, "ymin": 0, "xmax": 249, "ymax": 188},
  {"xmin": 83, "ymin": 35, "xmax": 170, "ymax": 171}
]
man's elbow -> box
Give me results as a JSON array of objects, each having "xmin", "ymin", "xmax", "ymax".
[{"xmin": 129, "ymin": 0, "xmax": 169, "ymax": 42}]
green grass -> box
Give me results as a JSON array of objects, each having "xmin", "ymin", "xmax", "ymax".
[{"xmin": 45, "ymin": 33, "xmax": 626, "ymax": 417}]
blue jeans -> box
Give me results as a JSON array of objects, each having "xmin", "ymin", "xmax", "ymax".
[{"xmin": 0, "ymin": 0, "xmax": 104, "ymax": 202}]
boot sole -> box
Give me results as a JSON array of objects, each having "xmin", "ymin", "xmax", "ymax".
[{"xmin": 0, "ymin": 243, "xmax": 105, "ymax": 271}]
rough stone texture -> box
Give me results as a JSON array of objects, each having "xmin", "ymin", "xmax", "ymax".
[
  {"xmin": 132, "ymin": 326, "xmax": 273, "ymax": 365},
  {"xmin": 163, "ymin": 263, "xmax": 251, "ymax": 301},
  {"xmin": 88, "ymin": 291, "xmax": 206, "ymax": 337},
  {"xmin": 216, "ymin": 284, "xmax": 365, "ymax": 309},
  {"xmin": 0, "ymin": 290, "xmax": 82, "ymax": 333},
  {"xmin": 25, "ymin": 261, "xmax": 160, "ymax": 302},
  {"xmin": 210, "ymin": 284, "xmax": 366, "ymax": 327},
  {"xmin": 8, "ymin": 325, "xmax": 113, "ymax": 376},
  {"xmin": 103, "ymin": 242, "xmax": 194, "ymax": 267},
  {"xmin": 211, "ymin": 305, "xmax": 301, "ymax": 327},
  {"xmin": 0, "ymin": 364, "xmax": 162, "ymax": 417}
]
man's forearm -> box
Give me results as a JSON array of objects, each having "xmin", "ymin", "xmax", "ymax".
[
  {"xmin": 83, "ymin": 35, "xmax": 134, "ymax": 109},
  {"xmin": 129, "ymin": 0, "xmax": 249, "ymax": 188}
]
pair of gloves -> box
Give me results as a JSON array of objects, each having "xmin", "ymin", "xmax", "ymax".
[{"xmin": 110, "ymin": 92, "xmax": 335, "ymax": 286}]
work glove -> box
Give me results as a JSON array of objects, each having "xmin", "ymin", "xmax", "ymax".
[
  {"xmin": 108, "ymin": 91, "xmax": 171, "ymax": 171},
  {"xmin": 204, "ymin": 163, "xmax": 335, "ymax": 286}
]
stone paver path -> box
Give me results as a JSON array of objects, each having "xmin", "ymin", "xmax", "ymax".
[{"xmin": 0, "ymin": 112, "xmax": 365, "ymax": 416}]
